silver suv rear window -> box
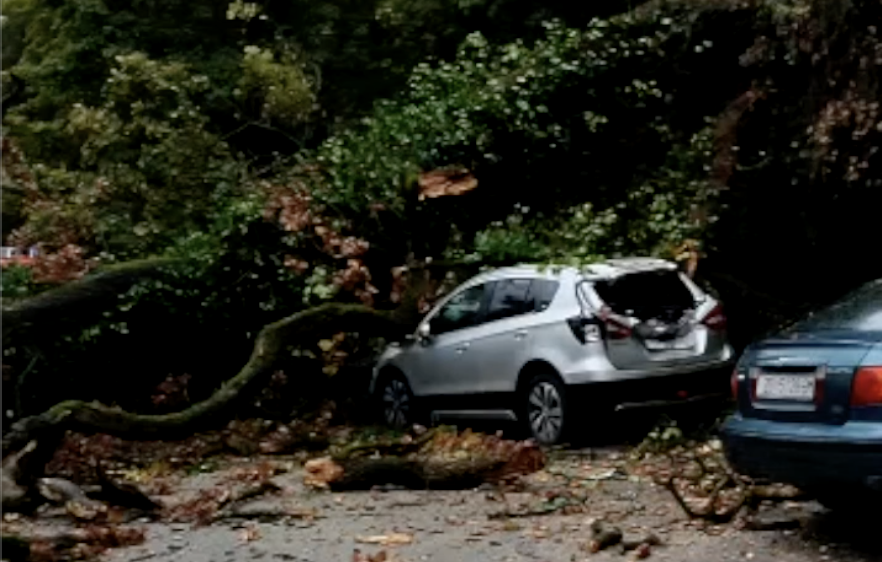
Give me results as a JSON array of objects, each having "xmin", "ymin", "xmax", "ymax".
[{"xmin": 593, "ymin": 270, "xmax": 694, "ymax": 317}]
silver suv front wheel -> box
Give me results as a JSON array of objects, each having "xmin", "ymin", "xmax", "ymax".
[
  {"xmin": 524, "ymin": 374, "xmax": 568, "ymax": 445},
  {"xmin": 380, "ymin": 376, "xmax": 414, "ymax": 429}
]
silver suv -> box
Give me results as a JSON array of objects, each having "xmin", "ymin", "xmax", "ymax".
[{"xmin": 370, "ymin": 257, "xmax": 735, "ymax": 444}]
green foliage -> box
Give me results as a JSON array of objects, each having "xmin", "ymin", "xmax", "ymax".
[
  {"xmin": 10, "ymin": 53, "xmax": 242, "ymax": 258},
  {"xmin": 4, "ymin": 0, "xmax": 882, "ymax": 421},
  {"xmin": 0, "ymin": 265, "xmax": 37, "ymax": 299},
  {"xmin": 297, "ymin": 14, "xmax": 729, "ymax": 264},
  {"xmin": 463, "ymin": 125, "xmax": 714, "ymax": 267},
  {"xmin": 238, "ymin": 46, "xmax": 315, "ymax": 126}
]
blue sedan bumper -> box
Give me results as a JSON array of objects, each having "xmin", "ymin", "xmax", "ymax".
[{"xmin": 721, "ymin": 415, "xmax": 882, "ymax": 491}]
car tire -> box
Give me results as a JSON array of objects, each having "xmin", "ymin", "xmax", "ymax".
[
  {"xmin": 523, "ymin": 373, "xmax": 570, "ymax": 445},
  {"xmin": 378, "ymin": 374, "xmax": 417, "ymax": 430}
]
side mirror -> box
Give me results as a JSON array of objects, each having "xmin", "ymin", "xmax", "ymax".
[{"xmin": 416, "ymin": 323, "xmax": 432, "ymax": 343}]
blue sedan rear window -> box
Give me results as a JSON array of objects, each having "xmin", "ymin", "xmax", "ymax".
[{"xmin": 796, "ymin": 280, "xmax": 882, "ymax": 331}]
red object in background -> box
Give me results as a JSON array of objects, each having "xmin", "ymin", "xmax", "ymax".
[
  {"xmin": 0, "ymin": 256, "xmax": 35, "ymax": 267},
  {"xmin": 0, "ymin": 246, "xmax": 39, "ymax": 267}
]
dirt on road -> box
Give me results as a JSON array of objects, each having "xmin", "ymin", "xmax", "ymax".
[{"xmin": 6, "ymin": 446, "xmax": 878, "ymax": 562}]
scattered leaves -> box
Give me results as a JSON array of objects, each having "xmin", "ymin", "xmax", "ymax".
[
  {"xmin": 27, "ymin": 525, "xmax": 146, "ymax": 562},
  {"xmin": 353, "ymin": 549, "xmax": 396, "ymax": 562},
  {"xmin": 354, "ymin": 532, "xmax": 414, "ymax": 546},
  {"xmin": 238, "ymin": 524, "xmax": 262, "ymax": 542},
  {"xmin": 418, "ymin": 168, "xmax": 478, "ymax": 200}
]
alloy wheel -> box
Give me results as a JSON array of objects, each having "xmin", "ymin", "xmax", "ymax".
[
  {"xmin": 527, "ymin": 381, "xmax": 565, "ymax": 444},
  {"xmin": 382, "ymin": 378, "xmax": 412, "ymax": 429}
]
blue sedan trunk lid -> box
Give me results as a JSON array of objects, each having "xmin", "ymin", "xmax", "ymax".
[{"xmin": 737, "ymin": 332, "xmax": 879, "ymax": 425}]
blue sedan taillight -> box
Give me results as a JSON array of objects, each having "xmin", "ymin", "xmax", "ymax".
[{"xmin": 852, "ymin": 367, "xmax": 882, "ymax": 407}]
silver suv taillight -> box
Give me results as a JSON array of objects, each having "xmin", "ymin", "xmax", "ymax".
[
  {"xmin": 700, "ymin": 303, "xmax": 727, "ymax": 331},
  {"xmin": 599, "ymin": 306, "xmax": 633, "ymax": 340},
  {"xmin": 567, "ymin": 316, "xmax": 601, "ymax": 344}
]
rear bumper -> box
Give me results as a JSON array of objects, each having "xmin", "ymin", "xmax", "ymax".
[
  {"xmin": 561, "ymin": 350, "xmax": 734, "ymax": 386},
  {"xmin": 566, "ymin": 367, "xmax": 732, "ymax": 411},
  {"xmin": 721, "ymin": 415, "xmax": 882, "ymax": 491}
]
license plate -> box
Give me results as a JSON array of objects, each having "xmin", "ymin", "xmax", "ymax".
[
  {"xmin": 755, "ymin": 375, "xmax": 815, "ymax": 401},
  {"xmin": 644, "ymin": 334, "xmax": 695, "ymax": 351}
]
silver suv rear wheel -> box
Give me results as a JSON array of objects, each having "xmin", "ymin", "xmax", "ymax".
[{"xmin": 525, "ymin": 374, "xmax": 568, "ymax": 445}]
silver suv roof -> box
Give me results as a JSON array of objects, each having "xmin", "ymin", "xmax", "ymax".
[{"xmin": 473, "ymin": 257, "xmax": 677, "ymax": 283}]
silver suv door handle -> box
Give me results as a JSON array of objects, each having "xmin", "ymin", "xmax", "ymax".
[
  {"xmin": 455, "ymin": 343, "xmax": 470, "ymax": 353},
  {"xmin": 514, "ymin": 330, "xmax": 528, "ymax": 340}
]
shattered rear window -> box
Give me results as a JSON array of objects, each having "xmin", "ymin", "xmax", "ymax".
[{"xmin": 593, "ymin": 270, "xmax": 694, "ymax": 316}]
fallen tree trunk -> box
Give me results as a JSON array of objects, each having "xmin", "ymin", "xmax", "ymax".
[
  {"xmin": 304, "ymin": 428, "xmax": 547, "ymax": 491},
  {"xmin": 1, "ymin": 258, "xmax": 182, "ymax": 337},
  {"xmin": 321, "ymin": 456, "xmax": 531, "ymax": 491},
  {"xmin": 1, "ymin": 440, "xmax": 38, "ymax": 512},
  {"xmin": 0, "ymin": 256, "xmax": 462, "ymax": 502},
  {"xmin": 2, "ymin": 303, "xmax": 402, "ymax": 457}
]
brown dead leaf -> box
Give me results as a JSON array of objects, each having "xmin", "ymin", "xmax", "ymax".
[
  {"xmin": 225, "ymin": 460, "xmax": 281, "ymax": 484},
  {"xmin": 353, "ymin": 549, "xmax": 393, "ymax": 562},
  {"xmin": 65, "ymin": 499, "xmax": 108, "ymax": 521},
  {"xmin": 354, "ymin": 532, "xmax": 414, "ymax": 546},
  {"xmin": 418, "ymin": 168, "xmax": 478, "ymax": 200},
  {"xmin": 501, "ymin": 520, "xmax": 522, "ymax": 532},
  {"xmin": 303, "ymin": 457, "xmax": 344, "ymax": 489},
  {"xmin": 28, "ymin": 525, "xmax": 147, "ymax": 562},
  {"xmin": 239, "ymin": 524, "xmax": 262, "ymax": 542}
]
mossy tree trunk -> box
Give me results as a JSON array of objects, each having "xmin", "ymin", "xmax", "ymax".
[{"xmin": 2, "ymin": 303, "xmax": 404, "ymax": 457}]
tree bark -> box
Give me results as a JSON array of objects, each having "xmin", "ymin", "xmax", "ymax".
[
  {"xmin": 1, "ymin": 258, "xmax": 182, "ymax": 337},
  {"xmin": 304, "ymin": 429, "xmax": 547, "ymax": 491},
  {"xmin": 0, "ymin": 255, "xmax": 481, "ymax": 485},
  {"xmin": 325, "ymin": 456, "xmax": 514, "ymax": 491},
  {"xmin": 2, "ymin": 303, "xmax": 403, "ymax": 457}
]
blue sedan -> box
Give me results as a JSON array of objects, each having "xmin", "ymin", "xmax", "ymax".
[{"xmin": 722, "ymin": 279, "xmax": 882, "ymax": 509}]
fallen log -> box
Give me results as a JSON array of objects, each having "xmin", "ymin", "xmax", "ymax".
[
  {"xmin": 1, "ymin": 252, "xmax": 458, "ymax": 463},
  {"xmin": 304, "ymin": 428, "xmax": 546, "ymax": 491},
  {"xmin": 2, "ymin": 303, "xmax": 401, "ymax": 458},
  {"xmin": 1, "ymin": 258, "xmax": 181, "ymax": 337},
  {"xmin": 37, "ymin": 477, "xmax": 108, "ymax": 520},
  {"xmin": 1, "ymin": 440, "xmax": 37, "ymax": 512},
  {"xmin": 0, "ymin": 256, "xmax": 461, "ymax": 509}
]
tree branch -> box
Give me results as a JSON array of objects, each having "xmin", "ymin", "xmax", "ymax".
[{"xmin": 2, "ymin": 303, "xmax": 403, "ymax": 457}]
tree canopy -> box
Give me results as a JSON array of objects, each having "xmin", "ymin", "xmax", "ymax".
[{"xmin": 2, "ymin": 0, "xmax": 881, "ymax": 419}]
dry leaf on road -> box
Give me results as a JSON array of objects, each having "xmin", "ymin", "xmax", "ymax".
[
  {"xmin": 238, "ymin": 525, "xmax": 262, "ymax": 542},
  {"xmin": 354, "ymin": 532, "xmax": 414, "ymax": 546},
  {"xmin": 353, "ymin": 549, "xmax": 398, "ymax": 562}
]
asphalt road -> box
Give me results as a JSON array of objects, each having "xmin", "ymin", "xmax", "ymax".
[{"xmin": 103, "ymin": 451, "xmax": 881, "ymax": 562}]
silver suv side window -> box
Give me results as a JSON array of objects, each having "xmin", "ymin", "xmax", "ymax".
[
  {"xmin": 526, "ymin": 279, "xmax": 559, "ymax": 312},
  {"xmin": 485, "ymin": 279, "xmax": 532, "ymax": 323},
  {"xmin": 431, "ymin": 283, "xmax": 488, "ymax": 335}
]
